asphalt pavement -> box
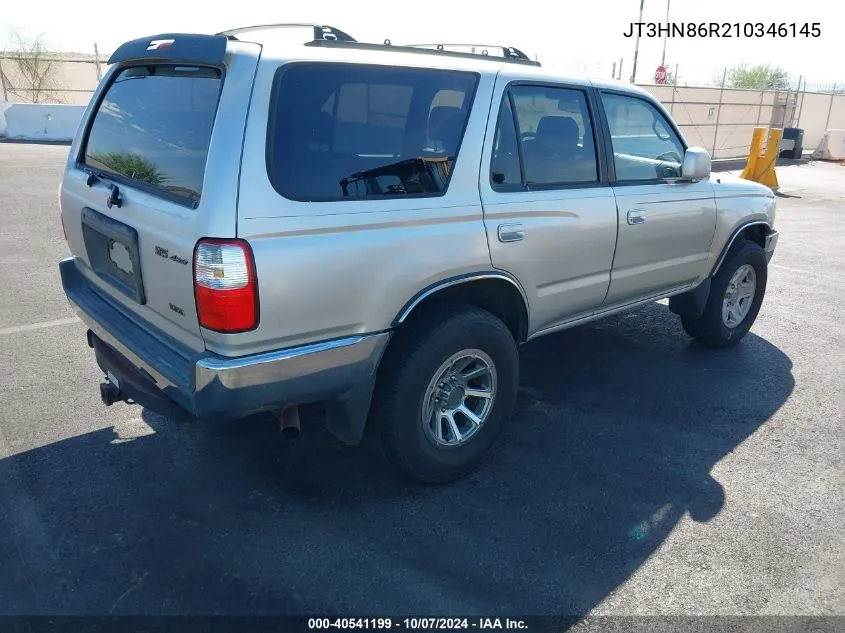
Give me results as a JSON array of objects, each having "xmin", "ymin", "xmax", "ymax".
[{"xmin": 0, "ymin": 143, "xmax": 842, "ymax": 619}]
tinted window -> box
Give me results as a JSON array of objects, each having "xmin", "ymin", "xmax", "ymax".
[
  {"xmin": 508, "ymin": 85, "xmax": 599, "ymax": 186},
  {"xmin": 490, "ymin": 97, "xmax": 521, "ymax": 187},
  {"xmin": 268, "ymin": 64, "xmax": 478, "ymax": 201},
  {"xmin": 601, "ymin": 93, "xmax": 685, "ymax": 181},
  {"xmin": 83, "ymin": 65, "xmax": 222, "ymax": 207}
]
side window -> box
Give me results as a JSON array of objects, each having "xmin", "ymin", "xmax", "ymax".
[
  {"xmin": 509, "ymin": 85, "xmax": 599, "ymax": 186},
  {"xmin": 600, "ymin": 93, "xmax": 685, "ymax": 181},
  {"xmin": 490, "ymin": 97, "xmax": 522, "ymax": 187},
  {"xmin": 268, "ymin": 64, "xmax": 478, "ymax": 201}
]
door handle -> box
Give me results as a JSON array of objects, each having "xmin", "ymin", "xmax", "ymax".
[
  {"xmin": 627, "ymin": 209, "xmax": 647, "ymax": 225},
  {"xmin": 498, "ymin": 223, "xmax": 525, "ymax": 242}
]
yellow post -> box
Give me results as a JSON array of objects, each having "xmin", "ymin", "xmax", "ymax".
[
  {"xmin": 740, "ymin": 126, "xmax": 781, "ymax": 188},
  {"xmin": 739, "ymin": 127, "xmax": 766, "ymax": 181},
  {"xmin": 757, "ymin": 127, "xmax": 782, "ymax": 188}
]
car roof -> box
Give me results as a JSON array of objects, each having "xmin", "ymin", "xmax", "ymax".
[
  {"xmin": 228, "ymin": 27, "xmax": 604, "ymax": 86},
  {"xmin": 109, "ymin": 26, "xmax": 652, "ymax": 100}
]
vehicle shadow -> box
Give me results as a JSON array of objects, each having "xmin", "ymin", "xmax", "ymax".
[{"xmin": 0, "ymin": 302, "xmax": 794, "ymax": 617}]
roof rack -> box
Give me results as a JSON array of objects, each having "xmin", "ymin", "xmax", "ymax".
[
  {"xmin": 304, "ymin": 39, "xmax": 540, "ymax": 67},
  {"xmin": 402, "ymin": 43, "xmax": 533, "ymax": 62},
  {"xmin": 216, "ymin": 23, "xmax": 357, "ymax": 43}
]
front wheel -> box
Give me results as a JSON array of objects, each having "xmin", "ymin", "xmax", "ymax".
[
  {"xmin": 371, "ymin": 304, "xmax": 520, "ymax": 484},
  {"xmin": 681, "ymin": 239, "xmax": 768, "ymax": 348}
]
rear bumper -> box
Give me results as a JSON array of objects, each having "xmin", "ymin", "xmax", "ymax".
[{"xmin": 60, "ymin": 257, "xmax": 390, "ymax": 421}]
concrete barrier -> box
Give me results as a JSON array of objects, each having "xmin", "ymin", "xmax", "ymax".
[
  {"xmin": 0, "ymin": 103, "xmax": 85, "ymax": 142},
  {"xmin": 811, "ymin": 129, "xmax": 845, "ymax": 160}
]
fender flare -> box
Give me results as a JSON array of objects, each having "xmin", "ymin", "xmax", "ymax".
[
  {"xmin": 392, "ymin": 271, "xmax": 530, "ymax": 328},
  {"xmin": 710, "ymin": 220, "xmax": 773, "ymax": 278}
]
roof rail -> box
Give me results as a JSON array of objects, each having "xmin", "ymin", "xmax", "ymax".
[
  {"xmin": 402, "ymin": 43, "xmax": 533, "ymax": 62},
  {"xmin": 304, "ymin": 40, "xmax": 540, "ymax": 67},
  {"xmin": 216, "ymin": 23, "xmax": 356, "ymax": 43}
]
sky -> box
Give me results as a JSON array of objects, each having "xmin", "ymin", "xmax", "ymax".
[{"xmin": 0, "ymin": 0, "xmax": 838, "ymax": 87}]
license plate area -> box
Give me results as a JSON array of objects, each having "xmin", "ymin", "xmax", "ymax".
[{"xmin": 81, "ymin": 207, "xmax": 146, "ymax": 304}]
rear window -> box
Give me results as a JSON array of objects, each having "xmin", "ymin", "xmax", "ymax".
[
  {"xmin": 83, "ymin": 65, "xmax": 223, "ymax": 208},
  {"xmin": 267, "ymin": 63, "xmax": 478, "ymax": 201}
]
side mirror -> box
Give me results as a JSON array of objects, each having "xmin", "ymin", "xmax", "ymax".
[{"xmin": 681, "ymin": 147, "xmax": 712, "ymax": 181}]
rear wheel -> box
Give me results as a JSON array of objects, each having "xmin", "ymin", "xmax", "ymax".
[
  {"xmin": 371, "ymin": 304, "xmax": 519, "ymax": 484},
  {"xmin": 681, "ymin": 239, "xmax": 768, "ymax": 348}
]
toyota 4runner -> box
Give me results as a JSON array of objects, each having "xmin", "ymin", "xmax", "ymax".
[{"xmin": 58, "ymin": 24, "xmax": 779, "ymax": 483}]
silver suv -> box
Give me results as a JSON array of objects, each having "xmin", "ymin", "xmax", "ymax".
[{"xmin": 58, "ymin": 24, "xmax": 779, "ymax": 483}]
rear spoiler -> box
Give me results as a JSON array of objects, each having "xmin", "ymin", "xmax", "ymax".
[{"xmin": 108, "ymin": 33, "xmax": 229, "ymax": 66}]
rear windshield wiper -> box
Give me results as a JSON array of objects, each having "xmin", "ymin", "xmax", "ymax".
[
  {"xmin": 84, "ymin": 168, "xmax": 103, "ymax": 187},
  {"xmin": 83, "ymin": 167, "xmax": 114, "ymax": 188}
]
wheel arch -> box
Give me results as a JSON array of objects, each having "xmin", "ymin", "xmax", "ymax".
[
  {"xmin": 393, "ymin": 272, "xmax": 530, "ymax": 343},
  {"xmin": 710, "ymin": 220, "xmax": 772, "ymax": 277},
  {"xmin": 673, "ymin": 220, "xmax": 771, "ymax": 319}
]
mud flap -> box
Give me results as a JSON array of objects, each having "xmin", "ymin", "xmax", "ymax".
[
  {"xmin": 323, "ymin": 376, "xmax": 377, "ymax": 445},
  {"xmin": 669, "ymin": 278, "xmax": 711, "ymax": 317}
]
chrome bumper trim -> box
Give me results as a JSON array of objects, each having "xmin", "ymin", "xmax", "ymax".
[{"xmin": 195, "ymin": 333, "xmax": 391, "ymax": 392}]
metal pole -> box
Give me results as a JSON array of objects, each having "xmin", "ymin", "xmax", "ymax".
[
  {"xmin": 712, "ymin": 68, "xmax": 726, "ymax": 158},
  {"xmin": 630, "ymin": 0, "xmax": 644, "ymax": 83},
  {"xmin": 824, "ymin": 83, "xmax": 837, "ymax": 132},
  {"xmin": 670, "ymin": 63, "xmax": 678, "ymax": 114},
  {"xmin": 661, "ymin": 0, "xmax": 670, "ymax": 65},
  {"xmin": 612, "ymin": 62, "xmax": 617, "ymax": 79},
  {"xmin": 796, "ymin": 77, "xmax": 807, "ymax": 129},
  {"xmin": 93, "ymin": 43, "xmax": 102, "ymax": 81},
  {"xmin": 756, "ymin": 89, "xmax": 764, "ymax": 126},
  {"xmin": 618, "ymin": 59, "xmax": 624, "ymax": 81},
  {"xmin": 789, "ymin": 75, "xmax": 802, "ymax": 129},
  {"xmin": 781, "ymin": 86, "xmax": 790, "ymax": 128},
  {"xmin": 0, "ymin": 59, "xmax": 8, "ymax": 102}
]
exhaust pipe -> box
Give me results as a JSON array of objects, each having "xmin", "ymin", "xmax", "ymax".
[
  {"xmin": 100, "ymin": 382, "xmax": 122, "ymax": 406},
  {"xmin": 278, "ymin": 406, "xmax": 301, "ymax": 440}
]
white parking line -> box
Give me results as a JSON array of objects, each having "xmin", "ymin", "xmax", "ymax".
[{"xmin": 0, "ymin": 317, "xmax": 79, "ymax": 337}]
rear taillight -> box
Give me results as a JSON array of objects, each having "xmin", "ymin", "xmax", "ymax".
[{"xmin": 193, "ymin": 239, "xmax": 259, "ymax": 333}]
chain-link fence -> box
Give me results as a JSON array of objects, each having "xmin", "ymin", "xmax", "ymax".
[
  {"xmin": 632, "ymin": 65, "xmax": 845, "ymax": 159},
  {"xmin": 2, "ymin": 50, "xmax": 845, "ymax": 159},
  {"xmin": 0, "ymin": 50, "xmax": 106, "ymax": 105},
  {"xmin": 554, "ymin": 58, "xmax": 845, "ymax": 159}
]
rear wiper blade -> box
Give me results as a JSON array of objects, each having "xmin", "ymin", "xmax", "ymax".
[
  {"xmin": 85, "ymin": 169, "xmax": 102, "ymax": 187},
  {"xmin": 84, "ymin": 168, "xmax": 116, "ymax": 188}
]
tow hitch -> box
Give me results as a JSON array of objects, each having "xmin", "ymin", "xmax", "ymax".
[{"xmin": 99, "ymin": 381, "xmax": 122, "ymax": 406}]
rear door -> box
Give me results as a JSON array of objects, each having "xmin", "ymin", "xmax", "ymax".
[
  {"xmin": 60, "ymin": 36, "xmax": 260, "ymax": 352},
  {"xmin": 479, "ymin": 76, "xmax": 619, "ymax": 334}
]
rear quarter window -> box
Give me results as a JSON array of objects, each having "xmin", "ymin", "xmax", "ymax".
[
  {"xmin": 266, "ymin": 63, "xmax": 479, "ymax": 201},
  {"xmin": 82, "ymin": 65, "xmax": 223, "ymax": 208}
]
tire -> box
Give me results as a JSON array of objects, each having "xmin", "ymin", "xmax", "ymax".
[
  {"xmin": 682, "ymin": 239, "xmax": 768, "ymax": 348},
  {"xmin": 371, "ymin": 303, "xmax": 520, "ymax": 484},
  {"xmin": 680, "ymin": 314, "xmax": 703, "ymax": 339}
]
